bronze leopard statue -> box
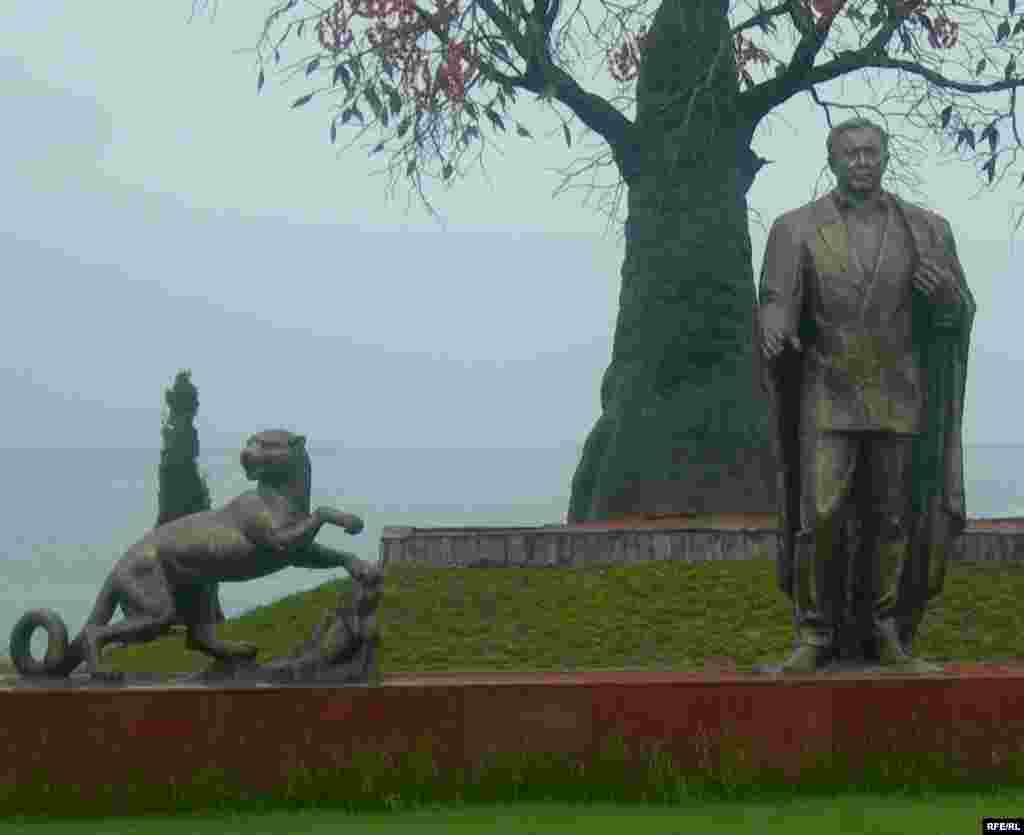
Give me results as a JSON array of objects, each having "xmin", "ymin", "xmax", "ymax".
[{"xmin": 9, "ymin": 429, "xmax": 378, "ymax": 681}]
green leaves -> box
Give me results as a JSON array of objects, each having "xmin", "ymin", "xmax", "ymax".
[
  {"xmin": 364, "ymin": 85, "xmax": 387, "ymax": 126},
  {"xmin": 364, "ymin": 85, "xmax": 382, "ymax": 117},
  {"xmin": 980, "ymin": 122, "xmax": 1000, "ymax": 154},
  {"xmin": 383, "ymin": 83, "xmax": 403, "ymax": 118},
  {"xmin": 997, "ymin": 19, "xmax": 1011, "ymax": 43},
  {"xmin": 975, "ymin": 58, "xmax": 987, "ymax": 76},
  {"xmin": 292, "ymin": 92, "xmax": 314, "ymax": 108},
  {"xmin": 257, "ymin": 68, "xmax": 265, "ymax": 94},
  {"xmin": 940, "ymin": 104, "xmax": 953, "ymax": 129},
  {"xmin": 983, "ymin": 156, "xmax": 997, "ymax": 185},
  {"xmin": 442, "ymin": 162, "xmax": 454, "ymax": 180},
  {"xmin": 515, "ymin": 122, "xmax": 532, "ymax": 139},
  {"xmin": 485, "ymin": 107, "xmax": 505, "ymax": 131},
  {"xmin": 754, "ymin": 1, "xmax": 778, "ymax": 32},
  {"xmin": 492, "ymin": 42, "xmax": 511, "ymax": 64},
  {"xmin": 955, "ymin": 126, "xmax": 976, "ymax": 151},
  {"xmin": 306, "ymin": 57, "xmax": 321, "ymax": 77},
  {"xmin": 330, "ymin": 119, "xmax": 337, "ymax": 144},
  {"xmin": 341, "ymin": 104, "xmax": 365, "ymax": 126},
  {"xmin": 333, "ymin": 63, "xmax": 351, "ymax": 89},
  {"xmin": 899, "ymin": 26, "xmax": 912, "ymax": 53},
  {"xmin": 563, "ymin": 123, "xmax": 572, "ymax": 148},
  {"xmin": 1007, "ymin": 55, "xmax": 1018, "ymax": 80}
]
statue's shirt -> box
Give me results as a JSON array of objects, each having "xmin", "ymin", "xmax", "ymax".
[{"xmin": 760, "ymin": 189, "xmax": 922, "ymax": 434}]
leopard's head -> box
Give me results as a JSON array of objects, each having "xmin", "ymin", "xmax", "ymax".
[{"xmin": 240, "ymin": 429, "xmax": 312, "ymax": 512}]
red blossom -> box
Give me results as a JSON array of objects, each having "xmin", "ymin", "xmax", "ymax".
[
  {"xmin": 317, "ymin": 3, "xmax": 355, "ymax": 52},
  {"xmin": 607, "ymin": 29, "xmax": 646, "ymax": 82},
  {"xmin": 314, "ymin": 0, "xmax": 474, "ymax": 112},
  {"xmin": 734, "ymin": 33, "xmax": 772, "ymax": 67},
  {"xmin": 927, "ymin": 14, "xmax": 959, "ymax": 49},
  {"xmin": 894, "ymin": 0, "xmax": 929, "ymax": 15}
]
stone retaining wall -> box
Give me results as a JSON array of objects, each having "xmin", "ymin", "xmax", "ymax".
[
  {"xmin": 4, "ymin": 669, "xmax": 1024, "ymax": 811},
  {"xmin": 379, "ymin": 524, "xmax": 1024, "ymax": 568}
]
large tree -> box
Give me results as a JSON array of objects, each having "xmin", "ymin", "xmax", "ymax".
[{"xmin": 195, "ymin": 0, "xmax": 1020, "ymax": 521}]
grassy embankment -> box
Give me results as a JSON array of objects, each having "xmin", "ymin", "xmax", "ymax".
[{"xmin": 8, "ymin": 556, "xmax": 1019, "ymax": 675}]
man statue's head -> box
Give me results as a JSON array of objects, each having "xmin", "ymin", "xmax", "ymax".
[{"xmin": 826, "ymin": 117, "xmax": 890, "ymax": 201}]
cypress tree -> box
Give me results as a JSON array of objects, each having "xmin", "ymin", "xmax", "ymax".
[{"xmin": 156, "ymin": 370, "xmax": 224, "ymax": 622}]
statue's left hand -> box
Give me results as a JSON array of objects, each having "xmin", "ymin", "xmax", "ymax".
[{"xmin": 913, "ymin": 257, "xmax": 958, "ymax": 302}]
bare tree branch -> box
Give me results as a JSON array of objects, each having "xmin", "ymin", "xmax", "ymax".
[
  {"xmin": 730, "ymin": 1, "xmax": 792, "ymax": 39},
  {"xmin": 863, "ymin": 55, "xmax": 1024, "ymax": 95},
  {"xmin": 474, "ymin": 0, "xmax": 634, "ymax": 157}
]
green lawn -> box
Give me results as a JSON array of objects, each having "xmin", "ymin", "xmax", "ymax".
[
  {"xmin": 7, "ymin": 792, "xmax": 1024, "ymax": 834},
  {"xmin": 96, "ymin": 557, "xmax": 1024, "ymax": 675}
]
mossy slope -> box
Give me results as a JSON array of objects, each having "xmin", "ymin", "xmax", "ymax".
[{"xmin": 89, "ymin": 557, "xmax": 1024, "ymax": 674}]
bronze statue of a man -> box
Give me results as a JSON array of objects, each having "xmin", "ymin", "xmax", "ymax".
[{"xmin": 757, "ymin": 117, "xmax": 975, "ymax": 673}]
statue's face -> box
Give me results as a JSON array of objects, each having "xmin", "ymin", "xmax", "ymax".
[{"xmin": 829, "ymin": 127, "xmax": 888, "ymax": 197}]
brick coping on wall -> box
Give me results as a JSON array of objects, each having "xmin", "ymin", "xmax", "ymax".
[{"xmin": 378, "ymin": 516, "xmax": 1024, "ymax": 569}]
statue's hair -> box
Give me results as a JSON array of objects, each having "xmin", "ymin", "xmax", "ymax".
[{"xmin": 826, "ymin": 117, "xmax": 890, "ymax": 161}]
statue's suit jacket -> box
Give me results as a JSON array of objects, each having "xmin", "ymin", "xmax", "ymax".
[
  {"xmin": 756, "ymin": 189, "xmax": 975, "ymax": 643},
  {"xmin": 759, "ymin": 189, "xmax": 954, "ymax": 434}
]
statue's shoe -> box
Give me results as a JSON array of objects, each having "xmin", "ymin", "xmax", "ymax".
[
  {"xmin": 758, "ymin": 643, "xmax": 834, "ymax": 674},
  {"xmin": 89, "ymin": 668, "xmax": 126, "ymax": 683},
  {"xmin": 875, "ymin": 618, "xmax": 943, "ymax": 674},
  {"xmin": 876, "ymin": 657, "xmax": 943, "ymax": 674}
]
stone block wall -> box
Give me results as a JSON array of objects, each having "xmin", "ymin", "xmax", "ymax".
[{"xmin": 379, "ymin": 524, "xmax": 1024, "ymax": 569}]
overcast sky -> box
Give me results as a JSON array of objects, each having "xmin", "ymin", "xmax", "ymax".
[{"xmin": 3, "ymin": 3, "xmax": 1023, "ymax": 452}]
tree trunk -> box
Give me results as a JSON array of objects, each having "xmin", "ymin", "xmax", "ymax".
[{"xmin": 568, "ymin": 0, "xmax": 777, "ymax": 522}]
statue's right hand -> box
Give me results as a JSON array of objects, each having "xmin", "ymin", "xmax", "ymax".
[
  {"xmin": 760, "ymin": 308, "xmax": 800, "ymax": 360},
  {"xmin": 762, "ymin": 326, "xmax": 801, "ymax": 360}
]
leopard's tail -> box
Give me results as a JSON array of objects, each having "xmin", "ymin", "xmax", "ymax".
[{"xmin": 9, "ymin": 576, "xmax": 119, "ymax": 678}]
